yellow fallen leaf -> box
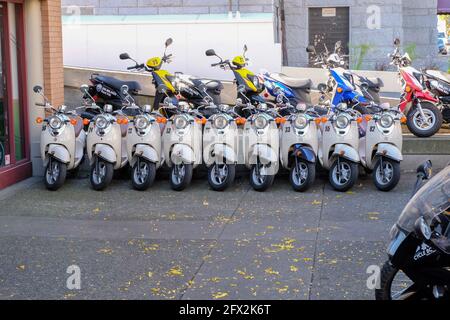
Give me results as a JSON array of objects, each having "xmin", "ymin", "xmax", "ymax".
[
  {"xmin": 147, "ymin": 272, "xmax": 153, "ymax": 278},
  {"xmin": 277, "ymin": 285, "xmax": 289, "ymax": 293},
  {"xmin": 290, "ymin": 265, "xmax": 298, "ymax": 272},
  {"xmin": 17, "ymin": 265, "xmax": 25, "ymax": 271},
  {"xmin": 266, "ymin": 226, "xmax": 274, "ymax": 229},
  {"xmin": 209, "ymin": 277, "xmax": 221, "ymax": 283},
  {"xmin": 97, "ymin": 248, "xmax": 113, "ymax": 255},
  {"xmin": 203, "ymin": 200, "xmax": 209, "ymax": 206},
  {"xmin": 264, "ymin": 267, "xmax": 279, "ymax": 275},
  {"xmin": 167, "ymin": 266, "xmax": 183, "ymax": 277},
  {"xmin": 312, "ymin": 200, "xmax": 322, "ymax": 205},
  {"xmin": 212, "ymin": 292, "xmax": 229, "ymax": 299}
]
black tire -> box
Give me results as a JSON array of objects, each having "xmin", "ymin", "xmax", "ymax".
[
  {"xmin": 44, "ymin": 159, "xmax": 67, "ymax": 191},
  {"xmin": 289, "ymin": 159, "xmax": 315, "ymax": 192},
  {"xmin": 249, "ymin": 163, "xmax": 275, "ymax": 192},
  {"xmin": 329, "ymin": 158, "xmax": 359, "ymax": 192},
  {"xmin": 406, "ymin": 102, "xmax": 443, "ymax": 137},
  {"xmin": 170, "ymin": 163, "xmax": 193, "ymax": 191},
  {"xmin": 207, "ymin": 163, "xmax": 236, "ymax": 191},
  {"xmin": 375, "ymin": 261, "xmax": 421, "ymax": 300},
  {"xmin": 90, "ymin": 158, "xmax": 114, "ymax": 191},
  {"xmin": 373, "ymin": 158, "xmax": 401, "ymax": 192},
  {"xmin": 131, "ymin": 158, "xmax": 156, "ymax": 191}
]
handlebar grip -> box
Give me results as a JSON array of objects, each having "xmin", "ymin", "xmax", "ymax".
[{"xmin": 127, "ymin": 66, "xmax": 136, "ymax": 70}]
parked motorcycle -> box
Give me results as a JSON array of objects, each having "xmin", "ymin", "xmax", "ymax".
[
  {"xmin": 83, "ymin": 85, "xmax": 129, "ymax": 190},
  {"xmin": 202, "ymin": 101, "xmax": 242, "ymax": 191},
  {"xmin": 390, "ymin": 38, "xmax": 442, "ymax": 137},
  {"xmin": 376, "ymin": 161, "xmax": 450, "ymax": 300},
  {"xmin": 421, "ymin": 70, "xmax": 450, "ymax": 125},
  {"xmin": 359, "ymin": 103, "xmax": 405, "ymax": 191},
  {"xmin": 121, "ymin": 85, "xmax": 163, "ymax": 191},
  {"xmin": 159, "ymin": 85, "xmax": 204, "ymax": 191},
  {"xmin": 34, "ymin": 85, "xmax": 86, "ymax": 190},
  {"xmin": 318, "ymin": 103, "xmax": 361, "ymax": 192}
]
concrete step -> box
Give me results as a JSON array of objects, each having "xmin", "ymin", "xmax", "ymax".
[{"xmin": 403, "ymin": 134, "xmax": 450, "ymax": 154}]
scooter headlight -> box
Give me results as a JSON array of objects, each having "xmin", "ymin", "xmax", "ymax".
[
  {"xmin": 293, "ymin": 115, "xmax": 308, "ymax": 129},
  {"xmin": 174, "ymin": 115, "xmax": 189, "ymax": 129},
  {"xmin": 379, "ymin": 114, "xmax": 394, "ymax": 128},
  {"xmin": 335, "ymin": 115, "xmax": 350, "ymax": 129},
  {"xmin": 95, "ymin": 116, "xmax": 109, "ymax": 130},
  {"xmin": 135, "ymin": 115, "xmax": 150, "ymax": 130},
  {"xmin": 213, "ymin": 115, "xmax": 228, "ymax": 129},
  {"xmin": 254, "ymin": 115, "xmax": 268, "ymax": 129},
  {"xmin": 48, "ymin": 116, "xmax": 63, "ymax": 130}
]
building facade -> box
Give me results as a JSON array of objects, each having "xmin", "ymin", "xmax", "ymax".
[{"xmin": 0, "ymin": 0, "xmax": 64, "ymax": 189}]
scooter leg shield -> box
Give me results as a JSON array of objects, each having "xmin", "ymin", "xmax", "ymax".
[
  {"xmin": 213, "ymin": 144, "xmax": 237, "ymax": 164},
  {"xmin": 44, "ymin": 145, "xmax": 71, "ymax": 166},
  {"xmin": 171, "ymin": 144, "xmax": 195, "ymax": 165},
  {"xmin": 251, "ymin": 144, "xmax": 278, "ymax": 165},
  {"xmin": 92, "ymin": 144, "xmax": 117, "ymax": 164},
  {"xmin": 293, "ymin": 145, "xmax": 316, "ymax": 163},
  {"xmin": 132, "ymin": 144, "xmax": 159, "ymax": 166},
  {"xmin": 332, "ymin": 144, "xmax": 360, "ymax": 163},
  {"xmin": 376, "ymin": 143, "xmax": 403, "ymax": 162}
]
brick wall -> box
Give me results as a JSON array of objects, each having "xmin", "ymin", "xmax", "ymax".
[
  {"xmin": 61, "ymin": 0, "xmax": 273, "ymax": 15},
  {"xmin": 41, "ymin": 0, "xmax": 64, "ymax": 107}
]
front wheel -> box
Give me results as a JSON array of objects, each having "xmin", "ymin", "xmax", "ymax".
[
  {"xmin": 407, "ymin": 102, "xmax": 442, "ymax": 137},
  {"xmin": 207, "ymin": 163, "xmax": 236, "ymax": 191},
  {"xmin": 170, "ymin": 163, "xmax": 193, "ymax": 191},
  {"xmin": 131, "ymin": 158, "xmax": 156, "ymax": 191},
  {"xmin": 250, "ymin": 162, "xmax": 275, "ymax": 192},
  {"xmin": 329, "ymin": 158, "xmax": 358, "ymax": 192},
  {"xmin": 90, "ymin": 158, "xmax": 114, "ymax": 191},
  {"xmin": 373, "ymin": 158, "xmax": 401, "ymax": 192},
  {"xmin": 375, "ymin": 261, "xmax": 417, "ymax": 300},
  {"xmin": 289, "ymin": 159, "xmax": 315, "ymax": 192},
  {"xmin": 44, "ymin": 159, "xmax": 67, "ymax": 191}
]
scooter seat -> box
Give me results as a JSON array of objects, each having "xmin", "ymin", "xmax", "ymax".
[
  {"xmin": 71, "ymin": 116, "xmax": 84, "ymax": 138},
  {"xmin": 269, "ymin": 73, "xmax": 312, "ymax": 89},
  {"xmin": 425, "ymin": 70, "xmax": 450, "ymax": 84},
  {"xmin": 93, "ymin": 74, "xmax": 142, "ymax": 92},
  {"xmin": 363, "ymin": 77, "xmax": 384, "ymax": 88},
  {"xmin": 191, "ymin": 78, "xmax": 224, "ymax": 91}
]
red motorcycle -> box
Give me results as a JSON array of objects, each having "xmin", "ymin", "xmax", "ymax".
[{"xmin": 390, "ymin": 38, "xmax": 442, "ymax": 137}]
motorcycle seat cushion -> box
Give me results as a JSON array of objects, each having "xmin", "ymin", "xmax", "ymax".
[
  {"xmin": 191, "ymin": 78, "xmax": 224, "ymax": 91},
  {"xmin": 93, "ymin": 75, "xmax": 142, "ymax": 92},
  {"xmin": 425, "ymin": 70, "xmax": 450, "ymax": 84},
  {"xmin": 269, "ymin": 73, "xmax": 312, "ymax": 89},
  {"xmin": 364, "ymin": 77, "xmax": 384, "ymax": 88}
]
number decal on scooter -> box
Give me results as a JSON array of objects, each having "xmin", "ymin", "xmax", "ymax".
[
  {"xmin": 285, "ymin": 127, "xmax": 290, "ymax": 133},
  {"xmin": 325, "ymin": 126, "xmax": 331, "ymax": 132},
  {"xmin": 166, "ymin": 128, "xmax": 171, "ymax": 134},
  {"xmin": 370, "ymin": 126, "xmax": 375, "ymax": 132}
]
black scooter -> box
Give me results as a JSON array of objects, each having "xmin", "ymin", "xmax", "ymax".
[
  {"xmin": 423, "ymin": 71, "xmax": 450, "ymax": 123},
  {"xmin": 376, "ymin": 161, "xmax": 450, "ymax": 300}
]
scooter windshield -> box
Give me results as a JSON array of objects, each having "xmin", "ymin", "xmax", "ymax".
[{"xmin": 397, "ymin": 166, "xmax": 450, "ymax": 233}]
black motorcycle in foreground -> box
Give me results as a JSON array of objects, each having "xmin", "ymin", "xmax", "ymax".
[{"xmin": 376, "ymin": 161, "xmax": 450, "ymax": 300}]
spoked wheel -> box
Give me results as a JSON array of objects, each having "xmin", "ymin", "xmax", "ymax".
[
  {"xmin": 373, "ymin": 157, "xmax": 401, "ymax": 192},
  {"xmin": 329, "ymin": 157, "xmax": 358, "ymax": 192},
  {"xmin": 207, "ymin": 163, "xmax": 236, "ymax": 191},
  {"xmin": 376, "ymin": 262, "xmax": 419, "ymax": 300},
  {"xmin": 131, "ymin": 158, "xmax": 156, "ymax": 191},
  {"xmin": 407, "ymin": 102, "xmax": 442, "ymax": 137},
  {"xmin": 170, "ymin": 163, "xmax": 193, "ymax": 191},
  {"xmin": 44, "ymin": 158, "xmax": 67, "ymax": 191},
  {"xmin": 289, "ymin": 158, "xmax": 315, "ymax": 192},
  {"xmin": 250, "ymin": 161, "xmax": 275, "ymax": 192},
  {"xmin": 90, "ymin": 157, "xmax": 114, "ymax": 191}
]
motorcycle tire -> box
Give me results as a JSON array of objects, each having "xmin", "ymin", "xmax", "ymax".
[
  {"xmin": 406, "ymin": 102, "xmax": 443, "ymax": 137},
  {"xmin": 207, "ymin": 163, "xmax": 236, "ymax": 191},
  {"xmin": 131, "ymin": 159, "xmax": 156, "ymax": 191},
  {"xmin": 373, "ymin": 158, "xmax": 401, "ymax": 192},
  {"xmin": 90, "ymin": 158, "xmax": 114, "ymax": 191},
  {"xmin": 170, "ymin": 163, "xmax": 193, "ymax": 191},
  {"xmin": 289, "ymin": 159, "xmax": 315, "ymax": 192},
  {"xmin": 44, "ymin": 159, "xmax": 67, "ymax": 191},
  {"xmin": 375, "ymin": 261, "xmax": 420, "ymax": 300},
  {"xmin": 329, "ymin": 158, "xmax": 359, "ymax": 192},
  {"xmin": 250, "ymin": 164, "xmax": 275, "ymax": 192}
]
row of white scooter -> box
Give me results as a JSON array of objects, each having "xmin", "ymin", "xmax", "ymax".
[{"xmin": 36, "ymin": 84, "xmax": 405, "ymax": 193}]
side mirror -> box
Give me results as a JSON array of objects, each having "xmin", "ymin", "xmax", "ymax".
[
  {"xmin": 317, "ymin": 83, "xmax": 327, "ymax": 94},
  {"xmin": 119, "ymin": 53, "xmax": 130, "ymax": 60},
  {"xmin": 335, "ymin": 41, "xmax": 342, "ymax": 51},
  {"xmin": 394, "ymin": 38, "xmax": 401, "ymax": 46},
  {"xmin": 165, "ymin": 38, "xmax": 173, "ymax": 48},
  {"xmin": 157, "ymin": 84, "xmax": 168, "ymax": 94},
  {"xmin": 205, "ymin": 49, "xmax": 216, "ymax": 57},
  {"xmin": 243, "ymin": 44, "xmax": 248, "ymax": 55},
  {"xmin": 121, "ymin": 84, "xmax": 129, "ymax": 95},
  {"xmin": 417, "ymin": 160, "xmax": 433, "ymax": 179},
  {"xmin": 360, "ymin": 82, "xmax": 369, "ymax": 91},
  {"xmin": 306, "ymin": 45, "xmax": 316, "ymax": 53},
  {"xmin": 33, "ymin": 85, "xmax": 43, "ymax": 93},
  {"xmin": 80, "ymin": 84, "xmax": 89, "ymax": 94}
]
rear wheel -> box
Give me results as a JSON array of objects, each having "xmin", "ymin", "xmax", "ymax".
[
  {"xmin": 329, "ymin": 158, "xmax": 358, "ymax": 192},
  {"xmin": 170, "ymin": 163, "xmax": 193, "ymax": 191},
  {"xmin": 407, "ymin": 102, "xmax": 442, "ymax": 137},
  {"xmin": 250, "ymin": 162, "xmax": 275, "ymax": 192},
  {"xmin": 207, "ymin": 163, "xmax": 236, "ymax": 191},
  {"xmin": 289, "ymin": 159, "xmax": 315, "ymax": 192},
  {"xmin": 44, "ymin": 159, "xmax": 67, "ymax": 191},
  {"xmin": 131, "ymin": 158, "xmax": 156, "ymax": 191},
  {"xmin": 375, "ymin": 261, "xmax": 417, "ymax": 300},
  {"xmin": 90, "ymin": 158, "xmax": 114, "ymax": 191},
  {"xmin": 373, "ymin": 158, "xmax": 401, "ymax": 192}
]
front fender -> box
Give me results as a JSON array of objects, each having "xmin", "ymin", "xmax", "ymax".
[
  {"xmin": 213, "ymin": 144, "xmax": 237, "ymax": 164},
  {"xmin": 132, "ymin": 144, "xmax": 159, "ymax": 166},
  {"xmin": 91, "ymin": 144, "xmax": 117, "ymax": 164},
  {"xmin": 332, "ymin": 144, "xmax": 360, "ymax": 163},
  {"xmin": 376, "ymin": 143, "xmax": 403, "ymax": 162},
  {"xmin": 45, "ymin": 144, "xmax": 70, "ymax": 165},
  {"xmin": 171, "ymin": 144, "xmax": 194, "ymax": 165},
  {"xmin": 292, "ymin": 145, "xmax": 316, "ymax": 163},
  {"xmin": 250, "ymin": 144, "xmax": 278, "ymax": 165}
]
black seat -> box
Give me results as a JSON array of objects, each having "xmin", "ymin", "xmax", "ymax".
[
  {"xmin": 359, "ymin": 76, "xmax": 384, "ymax": 88},
  {"xmin": 191, "ymin": 78, "xmax": 224, "ymax": 91},
  {"xmin": 93, "ymin": 75, "xmax": 142, "ymax": 92},
  {"xmin": 270, "ymin": 73, "xmax": 312, "ymax": 89}
]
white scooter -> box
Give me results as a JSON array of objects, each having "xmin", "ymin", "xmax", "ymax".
[
  {"xmin": 83, "ymin": 85, "xmax": 129, "ymax": 190},
  {"xmin": 241, "ymin": 87, "xmax": 280, "ymax": 191},
  {"xmin": 159, "ymin": 85, "xmax": 204, "ymax": 191},
  {"xmin": 202, "ymin": 101, "xmax": 243, "ymax": 191},
  {"xmin": 359, "ymin": 103, "xmax": 405, "ymax": 191},
  {"xmin": 319, "ymin": 103, "xmax": 361, "ymax": 192},
  {"xmin": 34, "ymin": 85, "xmax": 86, "ymax": 190},
  {"xmin": 121, "ymin": 85, "xmax": 163, "ymax": 191}
]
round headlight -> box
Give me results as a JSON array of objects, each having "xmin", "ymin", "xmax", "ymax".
[
  {"xmin": 213, "ymin": 115, "xmax": 228, "ymax": 129},
  {"xmin": 335, "ymin": 115, "xmax": 349, "ymax": 129},
  {"xmin": 135, "ymin": 116, "xmax": 150, "ymax": 130},
  {"xmin": 48, "ymin": 116, "xmax": 63, "ymax": 130},
  {"xmin": 294, "ymin": 115, "xmax": 308, "ymax": 129},
  {"xmin": 95, "ymin": 116, "xmax": 109, "ymax": 130},
  {"xmin": 254, "ymin": 115, "xmax": 268, "ymax": 129},
  {"xmin": 379, "ymin": 114, "xmax": 394, "ymax": 128},
  {"xmin": 174, "ymin": 115, "xmax": 188, "ymax": 129}
]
